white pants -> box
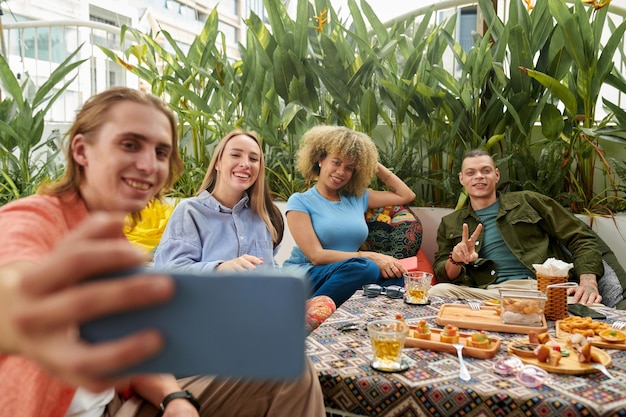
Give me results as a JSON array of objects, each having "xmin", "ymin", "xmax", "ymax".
[{"xmin": 429, "ymin": 279, "xmax": 538, "ymax": 300}]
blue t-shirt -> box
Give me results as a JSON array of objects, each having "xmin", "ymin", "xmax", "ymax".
[{"xmin": 283, "ymin": 187, "xmax": 369, "ymax": 267}]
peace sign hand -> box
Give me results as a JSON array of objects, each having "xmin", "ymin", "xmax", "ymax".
[{"xmin": 450, "ymin": 223, "xmax": 482, "ymax": 265}]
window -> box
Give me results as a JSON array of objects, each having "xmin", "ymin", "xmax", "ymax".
[
  {"xmin": 458, "ymin": 7, "xmax": 477, "ymax": 53},
  {"xmin": 166, "ymin": 0, "xmax": 181, "ymax": 13},
  {"xmin": 217, "ymin": 0, "xmax": 238, "ymax": 16},
  {"xmin": 219, "ymin": 22, "xmax": 238, "ymax": 46},
  {"xmin": 20, "ymin": 26, "xmax": 65, "ymax": 64}
]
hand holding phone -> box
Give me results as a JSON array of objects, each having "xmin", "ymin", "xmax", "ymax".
[{"xmin": 80, "ymin": 268, "xmax": 309, "ymax": 380}]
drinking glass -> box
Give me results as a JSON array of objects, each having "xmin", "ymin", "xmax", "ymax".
[
  {"xmin": 403, "ymin": 271, "xmax": 433, "ymax": 304},
  {"xmin": 367, "ymin": 319, "xmax": 408, "ymax": 371}
]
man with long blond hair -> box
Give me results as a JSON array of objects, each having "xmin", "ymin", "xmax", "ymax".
[{"xmin": 0, "ymin": 88, "xmax": 324, "ymax": 417}]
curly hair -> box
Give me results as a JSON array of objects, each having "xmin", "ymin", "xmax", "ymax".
[{"xmin": 296, "ymin": 126, "xmax": 378, "ymax": 196}]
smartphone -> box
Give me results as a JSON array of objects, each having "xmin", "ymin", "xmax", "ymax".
[
  {"xmin": 80, "ymin": 268, "xmax": 309, "ymax": 380},
  {"xmin": 567, "ymin": 303, "xmax": 607, "ymax": 319}
]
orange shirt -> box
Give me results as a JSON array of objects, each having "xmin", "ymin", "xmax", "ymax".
[{"xmin": 0, "ymin": 192, "xmax": 88, "ymax": 417}]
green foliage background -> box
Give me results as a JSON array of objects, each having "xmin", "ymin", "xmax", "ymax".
[{"xmin": 2, "ymin": 0, "xmax": 626, "ymax": 213}]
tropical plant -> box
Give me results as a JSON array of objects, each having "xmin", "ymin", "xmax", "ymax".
[
  {"xmin": 520, "ymin": 0, "xmax": 626, "ymax": 213},
  {"xmin": 92, "ymin": 0, "xmax": 625, "ymax": 212},
  {"xmin": 99, "ymin": 9, "xmax": 248, "ymax": 197},
  {"xmin": 0, "ymin": 46, "xmax": 86, "ymax": 205}
]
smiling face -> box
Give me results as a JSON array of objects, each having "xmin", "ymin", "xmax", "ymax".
[
  {"xmin": 459, "ymin": 155, "xmax": 500, "ymax": 209},
  {"xmin": 72, "ymin": 101, "xmax": 172, "ymax": 214},
  {"xmin": 317, "ymin": 153, "xmax": 355, "ymax": 197},
  {"xmin": 212, "ymin": 134, "xmax": 261, "ymax": 204}
]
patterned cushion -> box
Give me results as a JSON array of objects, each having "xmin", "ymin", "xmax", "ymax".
[{"xmin": 360, "ymin": 205, "xmax": 423, "ymax": 259}]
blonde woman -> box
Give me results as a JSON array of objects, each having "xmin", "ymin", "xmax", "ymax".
[
  {"xmin": 154, "ymin": 130, "xmax": 284, "ymax": 272},
  {"xmin": 283, "ymin": 126, "xmax": 416, "ymax": 307}
]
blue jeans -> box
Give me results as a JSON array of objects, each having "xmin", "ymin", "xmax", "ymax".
[{"xmin": 307, "ymin": 257, "xmax": 404, "ymax": 307}]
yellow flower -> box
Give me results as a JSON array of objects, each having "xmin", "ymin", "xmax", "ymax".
[
  {"xmin": 594, "ymin": 0, "xmax": 611, "ymax": 10},
  {"xmin": 313, "ymin": 8, "xmax": 328, "ymax": 32},
  {"xmin": 581, "ymin": 0, "xmax": 612, "ymax": 9},
  {"xmin": 523, "ymin": 0, "xmax": 534, "ymax": 11}
]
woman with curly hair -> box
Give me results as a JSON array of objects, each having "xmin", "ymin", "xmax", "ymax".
[{"xmin": 283, "ymin": 126, "xmax": 416, "ymax": 307}]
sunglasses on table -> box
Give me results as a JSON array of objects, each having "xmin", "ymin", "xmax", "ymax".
[{"xmin": 362, "ymin": 284, "xmax": 405, "ymax": 299}]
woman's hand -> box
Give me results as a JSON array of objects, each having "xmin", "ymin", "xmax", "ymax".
[
  {"xmin": 360, "ymin": 251, "xmax": 406, "ymax": 279},
  {"xmin": 6, "ymin": 213, "xmax": 175, "ymax": 392},
  {"xmin": 216, "ymin": 255, "xmax": 264, "ymax": 272}
]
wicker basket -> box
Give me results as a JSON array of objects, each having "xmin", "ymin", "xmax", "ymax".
[{"xmin": 536, "ymin": 274, "xmax": 569, "ymax": 321}]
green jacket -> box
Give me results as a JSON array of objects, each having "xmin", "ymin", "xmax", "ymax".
[{"xmin": 433, "ymin": 191, "xmax": 604, "ymax": 288}]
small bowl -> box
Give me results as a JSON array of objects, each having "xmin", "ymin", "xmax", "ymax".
[
  {"xmin": 516, "ymin": 365, "xmax": 549, "ymax": 388},
  {"xmin": 599, "ymin": 329, "xmax": 626, "ymax": 343},
  {"xmin": 493, "ymin": 357, "xmax": 523, "ymax": 375}
]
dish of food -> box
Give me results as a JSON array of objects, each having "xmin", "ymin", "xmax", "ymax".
[
  {"xmin": 411, "ymin": 320, "xmax": 432, "ymax": 340},
  {"xmin": 440, "ymin": 324, "xmax": 459, "ymax": 344},
  {"xmin": 507, "ymin": 340, "xmax": 611, "ymax": 374},
  {"xmin": 599, "ymin": 329, "xmax": 626, "ymax": 344},
  {"xmin": 405, "ymin": 327, "xmax": 500, "ymax": 359},
  {"xmin": 500, "ymin": 290, "xmax": 546, "ymax": 327},
  {"xmin": 556, "ymin": 319, "xmax": 626, "ymax": 350},
  {"xmin": 436, "ymin": 304, "xmax": 547, "ymax": 334}
]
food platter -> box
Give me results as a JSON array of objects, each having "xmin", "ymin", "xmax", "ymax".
[
  {"xmin": 507, "ymin": 340, "xmax": 611, "ymax": 375},
  {"xmin": 404, "ymin": 326, "xmax": 500, "ymax": 359},
  {"xmin": 436, "ymin": 304, "xmax": 547, "ymax": 334},
  {"xmin": 556, "ymin": 321, "xmax": 626, "ymax": 350}
]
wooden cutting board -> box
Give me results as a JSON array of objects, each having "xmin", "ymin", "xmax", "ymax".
[
  {"xmin": 436, "ymin": 304, "xmax": 547, "ymax": 334},
  {"xmin": 404, "ymin": 327, "xmax": 501, "ymax": 359},
  {"xmin": 507, "ymin": 339, "xmax": 611, "ymax": 375}
]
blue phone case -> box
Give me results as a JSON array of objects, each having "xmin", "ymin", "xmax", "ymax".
[{"xmin": 80, "ymin": 268, "xmax": 309, "ymax": 380}]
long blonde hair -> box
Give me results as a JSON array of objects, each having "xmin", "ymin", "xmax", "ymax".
[
  {"xmin": 197, "ymin": 130, "xmax": 284, "ymax": 248},
  {"xmin": 296, "ymin": 125, "xmax": 378, "ymax": 196}
]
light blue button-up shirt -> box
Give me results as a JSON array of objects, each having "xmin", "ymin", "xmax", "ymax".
[{"xmin": 153, "ymin": 190, "xmax": 279, "ymax": 273}]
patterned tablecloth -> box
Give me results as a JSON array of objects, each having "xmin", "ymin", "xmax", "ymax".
[{"xmin": 306, "ymin": 292, "xmax": 626, "ymax": 417}]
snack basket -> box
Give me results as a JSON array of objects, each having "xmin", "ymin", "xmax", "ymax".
[{"xmin": 536, "ymin": 274, "xmax": 577, "ymax": 321}]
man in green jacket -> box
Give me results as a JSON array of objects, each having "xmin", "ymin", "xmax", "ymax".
[{"xmin": 431, "ymin": 149, "xmax": 604, "ymax": 305}]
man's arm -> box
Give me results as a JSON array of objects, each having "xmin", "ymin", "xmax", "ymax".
[
  {"xmin": 434, "ymin": 222, "xmax": 482, "ymax": 283},
  {"xmin": 1, "ymin": 214, "xmax": 175, "ymax": 392},
  {"xmin": 433, "ymin": 219, "xmax": 461, "ymax": 282},
  {"xmin": 129, "ymin": 375, "xmax": 200, "ymax": 417},
  {"xmin": 531, "ymin": 194, "xmax": 603, "ymax": 305}
]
